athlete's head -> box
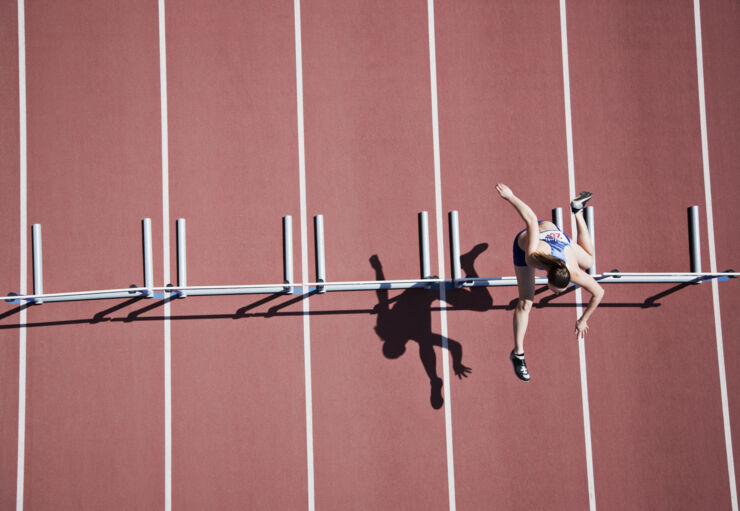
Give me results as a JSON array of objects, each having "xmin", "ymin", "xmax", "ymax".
[
  {"xmin": 533, "ymin": 253, "xmax": 570, "ymax": 292},
  {"xmin": 382, "ymin": 339, "xmax": 407, "ymax": 359},
  {"xmin": 547, "ymin": 269, "xmax": 570, "ymax": 293}
]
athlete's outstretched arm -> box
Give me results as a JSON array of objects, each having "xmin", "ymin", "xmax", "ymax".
[
  {"xmin": 570, "ymin": 269, "xmax": 605, "ymax": 336},
  {"xmin": 496, "ymin": 184, "xmax": 539, "ymax": 256}
]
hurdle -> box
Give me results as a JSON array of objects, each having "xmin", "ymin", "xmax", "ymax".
[
  {"xmin": 2, "ymin": 206, "xmax": 737, "ymax": 305},
  {"xmin": 162, "ymin": 216, "xmax": 294, "ymax": 298},
  {"xmin": 3, "ymin": 219, "xmax": 155, "ymax": 304}
]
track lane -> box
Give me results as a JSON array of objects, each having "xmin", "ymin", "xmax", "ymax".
[
  {"xmin": 568, "ymin": 0, "xmax": 731, "ymax": 508},
  {"xmin": 164, "ymin": 1, "xmax": 307, "ymax": 508},
  {"xmin": 22, "ymin": 1, "xmax": 164, "ymax": 508},
  {"xmin": 0, "ymin": 1, "xmax": 21, "ymax": 507},
  {"xmin": 301, "ymin": 1, "xmax": 447, "ymax": 508},
  {"xmin": 435, "ymin": 1, "xmax": 591, "ymax": 509},
  {"xmin": 701, "ymin": 0, "xmax": 740, "ymax": 497},
  {"xmin": 0, "ymin": 1, "xmax": 737, "ymax": 509}
]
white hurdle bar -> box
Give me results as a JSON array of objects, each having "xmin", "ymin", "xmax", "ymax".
[
  {"xmin": 161, "ymin": 283, "xmax": 292, "ymax": 296},
  {"xmin": 296, "ymin": 270, "xmax": 739, "ymax": 291},
  {"xmin": 5, "ymin": 270, "xmax": 738, "ymax": 304}
]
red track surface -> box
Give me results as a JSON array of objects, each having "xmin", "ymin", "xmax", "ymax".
[
  {"xmin": 166, "ymin": 1, "xmax": 306, "ymax": 508},
  {"xmin": 1, "ymin": 1, "xmax": 739, "ymax": 510}
]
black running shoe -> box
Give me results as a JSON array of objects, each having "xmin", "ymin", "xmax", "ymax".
[
  {"xmin": 570, "ymin": 191, "xmax": 593, "ymax": 213},
  {"xmin": 510, "ymin": 350, "xmax": 530, "ymax": 382}
]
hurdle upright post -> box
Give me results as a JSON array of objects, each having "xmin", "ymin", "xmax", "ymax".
[
  {"xmin": 283, "ymin": 215, "xmax": 293, "ymax": 293},
  {"xmin": 584, "ymin": 206, "xmax": 596, "ymax": 275},
  {"xmin": 176, "ymin": 218, "xmax": 187, "ymax": 298},
  {"xmin": 418, "ymin": 211, "xmax": 431, "ymax": 279},
  {"xmin": 32, "ymin": 224, "xmax": 43, "ymax": 304},
  {"xmin": 142, "ymin": 218, "xmax": 154, "ymax": 298},
  {"xmin": 688, "ymin": 205, "xmax": 701, "ymax": 273},
  {"xmin": 449, "ymin": 211, "xmax": 461, "ymax": 286},
  {"xmin": 552, "ymin": 207, "xmax": 563, "ymax": 231},
  {"xmin": 314, "ymin": 214, "xmax": 325, "ymax": 293}
]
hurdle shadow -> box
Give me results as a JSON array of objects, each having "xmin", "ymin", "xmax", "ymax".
[
  {"xmin": 91, "ymin": 296, "xmax": 147, "ymax": 323},
  {"xmin": 0, "ymin": 303, "xmax": 33, "ymax": 321},
  {"xmin": 370, "ymin": 243, "xmax": 493, "ymax": 410},
  {"xmin": 504, "ymin": 272, "xmax": 700, "ymax": 310}
]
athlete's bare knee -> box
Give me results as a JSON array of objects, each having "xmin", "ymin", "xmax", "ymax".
[
  {"xmin": 581, "ymin": 254, "xmax": 594, "ymax": 269},
  {"xmin": 516, "ymin": 298, "xmax": 533, "ymax": 313},
  {"xmin": 580, "ymin": 244, "xmax": 594, "ymax": 258}
]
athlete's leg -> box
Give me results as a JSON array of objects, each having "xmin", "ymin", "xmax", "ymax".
[
  {"xmin": 573, "ymin": 210, "xmax": 594, "ymax": 270},
  {"xmin": 513, "ymin": 265, "xmax": 535, "ymax": 355}
]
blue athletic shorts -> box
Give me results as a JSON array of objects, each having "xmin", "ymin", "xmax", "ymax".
[{"xmin": 513, "ymin": 229, "xmax": 527, "ymax": 267}]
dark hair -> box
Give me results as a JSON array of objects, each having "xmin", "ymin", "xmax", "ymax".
[{"xmin": 532, "ymin": 253, "xmax": 570, "ymax": 289}]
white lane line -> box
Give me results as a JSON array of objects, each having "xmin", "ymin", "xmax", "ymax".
[
  {"xmin": 293, "ymin": 1, "xmax": 315, "ymax": 509},
  {"xmin": 559, "ymin": 1, "xmax": 596, "ymax": 509},
  {"xmin": 693, "ymin": 1, "xmax": 737, "ymax": 508},
  {"xmin": 426, "ymin": 1, "xmax": 456, "ymax": 509},
  {"xmin": 157, "ymin": 0, "xmax": 172, "ymax": 509},
  {"xmin": 16, "ymin": 1, "xmax": 27, "ymax": 509}
]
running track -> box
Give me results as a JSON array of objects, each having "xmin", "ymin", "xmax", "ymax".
[{"xmin": 1, "ymin": 1, "xmax": 739, "ymax": 510}]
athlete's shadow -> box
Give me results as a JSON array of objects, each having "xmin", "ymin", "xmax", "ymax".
[{"xmin": 370, "ymin": 243, "xmax": 492, "ymax": 409}]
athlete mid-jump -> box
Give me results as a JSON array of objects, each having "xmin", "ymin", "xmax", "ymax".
[{"xmin": 497, "ymin": 183, "xmax": 604, "ymax": 382}]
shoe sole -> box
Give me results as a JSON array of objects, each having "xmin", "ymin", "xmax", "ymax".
[{"xmin": 571, "ymin": 191, "xmax": 592, "ymax": 212}]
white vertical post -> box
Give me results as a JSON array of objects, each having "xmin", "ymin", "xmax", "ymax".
[
  {"xmin": 314, "ymin": 215, "xmax": 325, "ymax": 293},
  {"xmin": 419, "ymin": 211, "xmax": 431, "ymax": 279},
  {"xmin": 142, "ymin": 218, "xmax": 153, "ymax": 297},
  {"xmin": 584, "ymin": 206, "xmax": 595, "ymax": 275},
  {"xmin": 31, "ymin": 224, "xmax": 42, "ymax": 304},
  {"xmin": 283, "ymin": 215, "xmax": 293, "ymax": 293},
  {"xmin": 449, "ymin": 211, "xmax": 461, "ymax": 285},
  {"xmin": 688, "ymin": 205, "xmax": 701, "ymax": 273},
  {"xmin": 552, "ymin": 207, "xmax": 564, "ymax": 231},
  {"xmin": 176, "ymin": 218, "xmax": 187, "ymax": 298}
]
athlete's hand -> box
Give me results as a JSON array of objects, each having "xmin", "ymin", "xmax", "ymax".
[
  {"xmin": 453, "ymin": 362, "xmax": 471, "ymax": 379},
  {"xmin": 575, "ymin": 318, "xmax": 589, "ymax": 337},
  {"xmin": 496, "ymin": 183, "xmax": 513, "ymax": 200}
]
